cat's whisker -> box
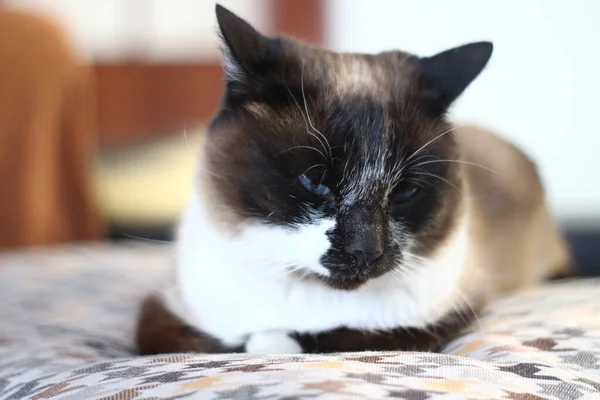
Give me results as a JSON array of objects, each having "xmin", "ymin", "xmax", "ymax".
[
  {"xmin": 283, "ymin": 82, "xmax": 329, "ymax": 160},
  {"xmin": 455, "ymin": 291, "xmax": 482, "ymax": 330},
  {"xmin": 300, "ymin": 62, "xmax": 333, "ymax": 160},
  {"xmin": 390, "ymin": 257, "xmax": 423, "ymax": 283},
  {"xmin": 401, "ymin": 267, "xmax": 421, "ymax": 282},
  {"xmin": 450, "ymin": 303, "xmax": 471, "ymax": 327},
  {"xmin": 390, "ymin": 166, "xmax": 407, "ymax": 186},
  {"xmin": 275, "ymin": 145, "xmax": 326, "ymax": 160},
  {"xmin": 122, "ymin": 234, "xmax": 173, "ymax": 244},
  {"xmin": 342, "ymin": 157, "xmax": 352, "ymax": 182},
  {"xmin": 403, "ymin": 251, "xmax": 430, "ymax": 263},
  {"xmin": 298, "ymin": 164, "xmax": 326, "ymax": 178},
  {"xmin": 417, "ymin": 323, "xmax": 438, "ymax": 343},
  {"xmin": 400, "ymin": 326, "xmax": 418, "ymax": 341},
  {"xmin": 413, "ymin": 171, "xmax": 465, "ymax": 197},
  {"xmin": 390, "ymin": 269, "xmax": 411, "ymax": 283},
  {"xmin": 403, "ymin": 153, "xmax": 437, "ymax": 171},
  {"xmin": 413, "ymin": 159, "xmax": 502, "ymax": 176},
  {"xmin": 406, "ymin": 177, "xmax": 430, "ymax": 191},
  {"xmin": 205, "ymin": 169, "xmax": 226, "ymax": 180},
  {"xmin": 262, "ymin": 261, "xmax": 301, "ymax": 277},
  {"xmin": 406, "ymin": 124, "xmax": 465, "ymax": 162},
  {"xmin": 320, "ymin": 170, "xmax": 329, "ymax": 185},
  {"xmin": 408, "ymin": 153, "xmax": 437, "ymax": 164}
]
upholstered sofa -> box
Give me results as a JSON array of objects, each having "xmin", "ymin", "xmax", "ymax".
[{"xmin": 1, "ymin": 242, "xmax": 599, "ymax": 399}]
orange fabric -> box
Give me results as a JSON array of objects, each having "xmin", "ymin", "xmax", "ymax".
[{"xmin": 0, "ymin": 9, "xmax": 105, "ymax": 249}]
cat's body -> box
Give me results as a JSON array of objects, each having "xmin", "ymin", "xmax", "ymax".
[{"xmin": 136, "ymin": 6, "xmax": 571, "ymax": 355}]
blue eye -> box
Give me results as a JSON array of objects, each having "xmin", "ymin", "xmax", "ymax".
[{"xmin": 299, "ymin": 174, "xmax": 331, "ymax": 197}]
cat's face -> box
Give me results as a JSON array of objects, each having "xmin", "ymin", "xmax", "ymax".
[{"xmin": 202, "ymin": 6, "xmax": 492, "ymax": 290}]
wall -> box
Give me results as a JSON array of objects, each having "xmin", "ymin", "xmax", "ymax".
[
  {"xmin": 325, "ymin": 0, "xmax": 600, "ymax": 224},
  {"xmin": 4, "ymin": 0, "xmax": 271, "ymax": 62},
  {"xmin": 3, "ymin": 0, "xmax": 275, "ymax": 145},
  {"xmin": 5, "ymin": 0, "xmax": 598, "ymax": 222}
]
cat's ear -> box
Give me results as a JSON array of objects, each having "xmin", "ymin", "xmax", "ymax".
[
  {"xmin": 215, "ymin": 4, "xmax": 275, "ymax": 82},
  {"xmin": 418, "ymin": 42, "xmax": 493, "ymax": 112}
]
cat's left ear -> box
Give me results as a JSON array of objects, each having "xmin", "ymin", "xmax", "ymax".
[
  {"xmin": 418, "ymin": 42, "xmax": 493, "ymax": 112},
  {"xmin": 215, "ymin": 4, "xmax": 277, "ymax": 82}
]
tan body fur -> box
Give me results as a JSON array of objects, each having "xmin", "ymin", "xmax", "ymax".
[
  {"xmin": 456, "ymin": 125, "xmax": 571, "ymax": 301},
  {"xmin": 136, "ymin": 124, "xmax": 572, "ymax": 356},
  {"xmin": 136, "ymin": 5, "xmax": 572, "ymax": 356}
]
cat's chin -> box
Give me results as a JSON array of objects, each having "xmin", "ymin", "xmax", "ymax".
[
  {"xmin": 323, "ymin": 276, "xmax": 369, "ymax": 291},
  {"xmin": 292, "ymin": 269, "xmax": 388, "ymax": 291}
]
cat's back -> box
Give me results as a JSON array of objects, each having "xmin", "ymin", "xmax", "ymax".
[
  {"xmin": 453, "ymin": 125, "xmax": 572, "ymax": 293},
  {"xmin": 454, "ymin": 124, "xmax": 542, "ymax": 214}
]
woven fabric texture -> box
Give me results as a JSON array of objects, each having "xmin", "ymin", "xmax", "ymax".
[{"xmin": 0, "ymin": 242, "xmax": 599, "ymax": 399}]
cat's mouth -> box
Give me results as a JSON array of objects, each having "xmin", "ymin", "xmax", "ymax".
[
  {"xmin": 323, "ymin": 275, "xmax": 370, "ymax": 291},
  {"xmin": 291, "ymin": 268, "xmax": 389, "ymax": 291}
]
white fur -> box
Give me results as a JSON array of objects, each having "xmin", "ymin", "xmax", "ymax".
[
  {"xmin": 246, "ymin": 331, "xmax": 303, "ymax": 354},
  {"xmin": 340, "ymin": 144, "xmax": 396, "ymax": 208},
  {"xmin": 221, "ymin": 49, "xmax": 245, "ymax": 83},
  {"xmin": 165, "ymin": 189, "xmax": 470, "ymax": 350}
]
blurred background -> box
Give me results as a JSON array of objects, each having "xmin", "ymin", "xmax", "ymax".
[{"xmin": 0, "ymin": 0, "xmax": 598, "ymax": 275}]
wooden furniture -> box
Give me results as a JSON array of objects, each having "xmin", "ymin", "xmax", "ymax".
[
  {"xmin": 0, "ymin": 9, "xmax": 106, "ymax": 249},
  {"xmin": 95, "ymin": 0, "xmax": 324, "ymax": 148}
]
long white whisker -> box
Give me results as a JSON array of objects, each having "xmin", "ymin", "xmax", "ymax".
[
  {"xmin": 283, "ymin": 82, "xmax": 329, "ymax": 160},
  {"xmin": 406, "ymin": 179, "xmax": 428, "ymax": 191},
  {"xmin": 414, "ymin": 159, "xmax": 502, "ymax": 176},
  {"xmin": 122, "ymin": 234, "xmax": 172, "ymax": 244},
  {"xmin": 205, "ymin": 169, "xmax": 225, "ymax": 180},
  {"xmin": 406, "ymin": 125, "xmax": 465, "ymax": 162},
  {"xmin": 298, "ymin": 164, "xmax": 326, "ymax": 179},
  {"xmin": 275, "ymin": 145, "xmax": 326, "ymax": 160},
  {"xmin": 456, "ymin": 291, "xmax": 482, "ymax": 330},
  {"xmin": 414, "ymin": 172, "xmax": 465, "ymax": 196},
  {"xmin": 300, "ymin": 62, "xmax": 333, "ymax": 160},
  {"xmin": 404, "ymin": 153, "xmax": 437, "ymax": 171}
]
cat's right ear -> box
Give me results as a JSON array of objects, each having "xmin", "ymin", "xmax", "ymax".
[
  {"xmin": 215, "ymin": 4, "xmax": 276, "ymax": 82},
  {"xmin": 417, "ymin": 42, "xmax": 493, "ymax": 113}
]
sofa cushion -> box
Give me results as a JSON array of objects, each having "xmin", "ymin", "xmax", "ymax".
[{"xmin": 0, "ymin": 242, "xmax": 599, "ymax": 399}]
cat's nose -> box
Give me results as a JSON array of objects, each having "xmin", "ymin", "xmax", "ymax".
[{"xmin": 346, "ymin": 246, "xmax": 383, "ymax": 270}]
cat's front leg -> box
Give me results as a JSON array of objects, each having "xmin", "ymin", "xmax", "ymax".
[
  {"xmin": 136, "ymin": 295, "xmax": 244, "ymax": 355},
  {"xmin": 291, "ymin": 308, "xmax": 477, "ymax": 353},
  {"xmin": 245, "ymin": 331, "xmax": 303, "ymax": 354}
]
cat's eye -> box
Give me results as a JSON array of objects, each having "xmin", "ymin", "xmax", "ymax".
[
  {"xmin": 299, "ymin": 174, "xmax": 331, "ymax": 197},
  {"xmin": 394, "ymin": 183, "xmax": 420, "ymax": 203}
]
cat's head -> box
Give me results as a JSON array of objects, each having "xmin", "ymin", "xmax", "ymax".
[{"xmin": 201, "ymin": 5, "xmax": 492, "ymax": 290}]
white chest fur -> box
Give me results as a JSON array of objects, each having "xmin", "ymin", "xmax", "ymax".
[{"xmin": 166, "ymin": 192, "xmax": 470, "ymax": 348}]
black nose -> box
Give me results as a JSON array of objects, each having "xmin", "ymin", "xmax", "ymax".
[{"xmin": 345, "ymin": 246, "xmax": 383, "ymax": 270}]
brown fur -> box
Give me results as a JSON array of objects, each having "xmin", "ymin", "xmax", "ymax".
[
  {"xmin": 136, "ymin": 296, "xmax": 241, "ymax": 355},
  {"xmin": 292, "ymin": 308, "xmax": 476, "ymax": 353},
  {"xmin": 135, "ymin": 6, "xmax": 572, "ymax": 355},
  {"xmin": 136, "ymin": 295, "xmax": 476, "ymax": 354},
  {"xmin": 455, "ymin": 124, "xmax": 572, "ymax": 295},
  {"xmin": 136, "ymin": 124, "xmax": 571, "ymax": 355}
]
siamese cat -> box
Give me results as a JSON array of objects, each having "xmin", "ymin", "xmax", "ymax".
[{"xmin": 136, "ymin": 5, "xmax": 572, "ymax": 355}]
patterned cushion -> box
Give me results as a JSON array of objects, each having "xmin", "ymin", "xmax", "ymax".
[{"xmin": 0, "ymin": 242, "xmax": 599, "ymax": 399}]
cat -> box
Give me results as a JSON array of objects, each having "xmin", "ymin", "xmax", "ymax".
[{"xmin": 135, "ymin": 5, "xmax": 572, "ymax": 355}]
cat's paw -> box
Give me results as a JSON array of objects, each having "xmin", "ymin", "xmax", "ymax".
[{"xmin": 245, "ymin": 331, "xmax": 303, "ymax": 354}]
